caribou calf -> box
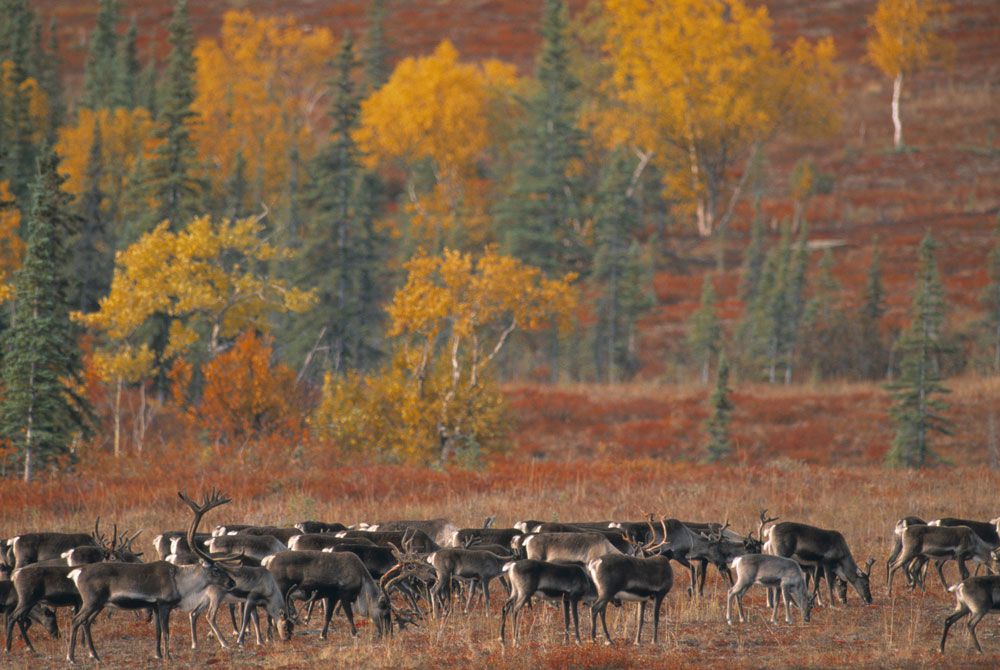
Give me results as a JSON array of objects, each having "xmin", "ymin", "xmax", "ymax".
[
  {"xmin": 726, "ymin": 554, "xmax": 813, "ymax": 625},
  {"xmin": 940, "ymin": 575, "xmax": 1000, "ymax": 653},
  {"xmin": 499, "ymin": 559, "xmax": 596, "ymax": 644}
]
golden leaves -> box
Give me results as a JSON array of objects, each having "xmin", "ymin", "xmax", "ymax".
[
  {"xmin": 192, "ymin": 10, "xmax": 336, "ymax": 205},
  {"xmin": 867, "ymin": 0, "xmax": 953, "ymax": 77},
  {"xmin": 76, "ymin": 214, "xmax": 316, "ymax": 381},
  {"xmin": 0, "ymin": 181, "xmax": 24, "ymax": 303},
  {"xmin": 599, "ymin": 0, "xmax": 840, "ymax": 232},
  {"xmin": 56, "ymin": 106, "xmax": 159, "ymax": 198}
]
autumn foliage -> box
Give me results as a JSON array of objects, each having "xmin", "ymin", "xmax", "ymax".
[{"xmin": 189, "ymin": 331, "xmax": 304, "ymax": 449}]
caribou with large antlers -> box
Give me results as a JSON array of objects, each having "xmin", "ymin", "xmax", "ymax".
[{"xmin": 65, "ymin": 488, "xmax": 242, "ymax": 662}]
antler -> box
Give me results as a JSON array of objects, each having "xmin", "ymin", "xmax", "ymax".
[
  {"xmin": 92, "ymin": 517, "xmax": 109, "ymax": 551},
  {"xmin": 178, "ymin": 488, "xmax": 233, "ymax": 564},
  {"xmin": 758, "ymin": 509, "xmax": 779, "ymax": 541}
]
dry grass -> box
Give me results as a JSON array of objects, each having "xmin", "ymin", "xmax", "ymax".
[{"xmin": 3, "ymin": 456, "xmax": 1000, "ymax": 668}]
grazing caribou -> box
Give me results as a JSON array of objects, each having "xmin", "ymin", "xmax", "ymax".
[
  {"xmin": 764, "ymin": 521, "xmax": 873, "ymax": 606},
  {"xmin": 262, "ymin": 550, "xmax": 390, "ymax": 639},
  {"xmin": 521, "ymin": 532, "xmax": 621, "ymax": 565},
  {"xmin": 587, "ymin": 545, "xmax": 673, "ymax": 645}
]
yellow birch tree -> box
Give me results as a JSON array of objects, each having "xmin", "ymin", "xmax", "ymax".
[
  {"xmin": 601, "ymin": 0, "xmax": 840, "ymax": 237},
  {"xmin": 867, "ymin": 0, "xmax": 953, "ymax": 149}
]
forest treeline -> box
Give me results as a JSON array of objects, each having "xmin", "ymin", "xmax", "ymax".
[{"xmin": 0, "ymin": 0, "xmax": 994, "ymax": 479}]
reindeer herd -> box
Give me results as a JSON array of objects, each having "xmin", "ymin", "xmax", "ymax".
[{"xmin": 1, "ymin": 490, "xmax": 999, "ymax": 663}]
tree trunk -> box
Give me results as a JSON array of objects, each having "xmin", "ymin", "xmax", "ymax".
[
  {"xmin": 114, "ymin": 377, "xmax": 123, "ymax": 458},
  {"xmin": 891, "ymin": 72, "xmax": 903, "ymax": 150}
]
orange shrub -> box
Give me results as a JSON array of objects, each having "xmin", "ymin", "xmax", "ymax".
[{"xmin": 197, "ymin": 331, "xmax": 305, "ymax": 450}]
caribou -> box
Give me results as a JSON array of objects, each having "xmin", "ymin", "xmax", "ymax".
[
  {"xmin": 65, "ymin": 489, "xmax": 242, "ymax": 662},
  {"xmin": 262, "ymin": 550, "xmax": 390, "ymax": 639},
  {"xmin": 587, "ymin": 524, "xmax": 674, "ymax": 645},
  {"xmin": 425, "ymin": 547, "xmax": 508, "ymax": 616},
  {"xmin": 887, "ymin": 524, "xmax": 996, "ymax": 595},
  {"xmin": 764, "ymin": 520, "xmax": 873, "ymax": 606},
  {"xmin": 499, "ymin": 559, "xmax": 596, "ymax": 644},
  {"xmin": 726, "ymin": 554, "xmax": 813, "ymax": 625},
  {"xmin": 940, "ymin": 575, "xmax": 1000, "ymax": 653}
]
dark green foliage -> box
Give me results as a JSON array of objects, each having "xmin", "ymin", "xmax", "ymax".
[
  {"xmin": 498, "ymin": 0, "xmax": 585, "ymax": 276},
  {"xmin": 687, "ymin": 274, "xmax": 722, "ymax": 384},
  {"xmin": 362, "ymin": 0, "xmax": 390, "ymax": 91},
  {"xmin": 144, "ymin": 0, "xmax": 202, "ymax": 231},
  {"xmin": 137, "ymin": 55, "xmax": 158, "ymax": 116},
  {"xmin": 224, "ymin": 150, "xmax": 248, "ymax": 220},
  {"xmin": 111, "ymin": 18, "xmax": 139, "ymax": 110},
  {"xmin": 39, "ymin": 19, "xmax": 65, "ymax": 136},
  {"xmin": 801, "ymin": 248, "xmax": 854, "ymax": 379},
  {"xmin": 738, "ymin": 222, "xmax": 809, "ymax": 383},
  {"xmin": 739, "ymin": 202, "xmax": 766, "ymax": 302},
  {"xmin": 885, "ymin": 232, "xmax": 952, "ymax": 468},
  {"xmin": 857, "ymin": 239, "xmax": 888, "ymax": 379},
  {"xmin": 71, "ymin": 120, "xmax": 112, "ymax": 312},
  {"xmin": 704, "ymin": 353, "xmax": 733, "ymax": 462},
  {"xmin": 290, "ymin": 35, "xmax": 389, "ymax": 380},
  {"xmin": 591, "ymin": 150, "xmax": 652, "ymax": 382},
  {"xmin": 81, "ymin": 0, "xmax": 120, "ymax": 109},
  {"xmin": 1, "ymin": 148, "xmax": 90, "ymax": 481}
]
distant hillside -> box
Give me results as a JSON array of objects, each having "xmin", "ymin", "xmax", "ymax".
[{"xmin": 29, "ymin": 0, "xmax": 1000, "ymax": 380}]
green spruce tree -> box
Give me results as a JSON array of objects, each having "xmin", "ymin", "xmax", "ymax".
[
  {"xmin": 498, "ymin": 0, "xmax": 584, "ymax": 276},
  {"xmin": 592, "ymin": 151, "xmax": 651, "ymax": 382},
  {"xmin": 72, "ymin": 120, "xmax": 111, "ymax": 312},
  {"xmin": 885, "ymin": 232, "xmax": 952, "ymax": 468},
  {"xmin": 704, "ymin": 353, "xmax": 733, "ymax": 462},
  {"xmin": 1, "ymin": 148, "xmax": 90, "ymax": 481},
  {"xmin": 739, "ymin": 204, "xmax": 766, "ymax": 302},
  {"xmin": 81, "ymin": 0, "xmax": 120, "ymax": 109},
  {"xmin": 110, "ymin": 18, "xmax": 139, "ymax": 109},
  {"xmin": 362, "ymin": 0, "xmax": 390, "ymax": 91},
  {"xmin": 687, "ymin": 274, "xmax": 722, "ymax": 384},
  {"xmin": 144, "ymin": 0, "xmax": 201, "ymax": 230},
  {"xmin": 293, "ymin": 35, "xmax": 388, "ymax": 379},
  {"xmin": 858, "ymin": 239, "xmax": 887, "ymax": 379}
]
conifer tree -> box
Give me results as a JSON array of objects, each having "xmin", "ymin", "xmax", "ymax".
[
  {"xmin": 687, "ymin": 274, "xmax": 722, "ymax": 384},
  {"xmin": 885, "ymin": 232, "xmax": 951, "ymax": 468},
  {"xmin": 224, "ymin": 150, "xmax": 248, "ymax": 220},
  {"xmin": 802, "ymin": 248, "xmax": 849, "ymax": 379},
  {"xmin": 498, "ymin": 0, "xmax": 584, "ymax": 275},
  {"xmin": 858, "ymin": 239, "xmax": 887, "ymax": 379},
  {"xmin": 362, "ymin": 0, "xmax": 390, "ymax": 91},
  {"xmin": 592, "ymin": 151, "xmax": 651, "ymax": 382},
  {"xmin": 739, "ymin": 205, "xmax": 766, "ymax": 302},
  {"xmin": 294, "ymin": 35, "xmax": 388, "ymax": 379},
  {"xmin": 40, "ymin": 19, "xmax": 65, "ymax": 136},
  {"xmin": 111, "ymin": 18, "xmax": 139, "ymax": 110},
  {"xmin": 81, "ymin": 0, "xmax": 120, "ymax": 109},
  {"xmin": 145, "ymin": 0, "xmax": 201, "ymax": 230},
  {"xmin": 1, "ymin": 148, "xmax": 90, "ymax": 481},
  {"xmin": 72, "ymin": 120, "xmax": 110, "ymax": 312},
  {"xmin": 980, "ymin": 220, "xmax": 1000, "ymax": 374},
  {"xmin": 704, "ymin": 353, "xmax": 733, "ymax": 462},
  {"xmin": 781, "ymin": 224, "xmax": 810, "ymax": 383}
]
